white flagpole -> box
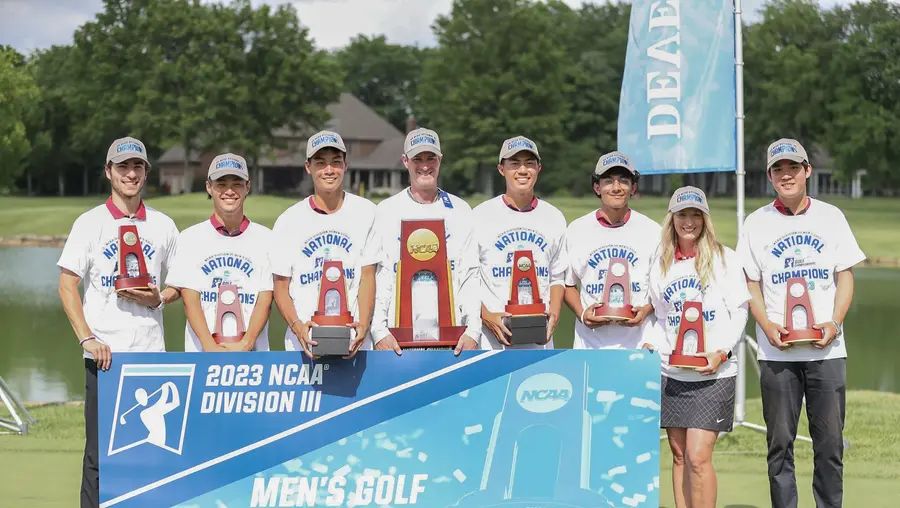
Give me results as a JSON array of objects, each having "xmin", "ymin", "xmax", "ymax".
[{"xmin": 734, "ymin": 0, "xmax": 749, "ymax": 428}]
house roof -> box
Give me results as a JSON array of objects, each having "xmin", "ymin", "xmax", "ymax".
[{"xmin": 156, "ymin": 93, "xmax": 405, "ymax": 170}]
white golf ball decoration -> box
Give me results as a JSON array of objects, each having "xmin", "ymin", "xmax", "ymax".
[
  {"xmin": 221, "ymin": 289, "xmax": 236, "ymax": 305},
  {"xmin": 685, "ymin": 306, "xmax": 700, "ymax": 322},
  {"xmin": 610, "ymin": 262, "xmax": 625, "ymax": 277},
  {"xmin": 326, "ymin": 266, "xmax": 341, "ymax": 282},
  {"xmin": 790, "ymin": 282, "xmax": 805, "ymax": 298}
]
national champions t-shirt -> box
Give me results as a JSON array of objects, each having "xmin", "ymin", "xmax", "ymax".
[
  {"xmin": 737, "ymin": 198, "xmax": 866, "ymax": 362},
  {"xmin": 165, "ymin": 218, "xmax": 274, "ymax": 352},
  {"xmin": 564, "ymin": 209, "xmax": 663, "ymax": 349},
  {"xmin": 269, "ymin": 194, "xmax": 381, "ymax": 350},
  {"xmin": 648, "ymin": 247, "xmax": 751, "ymax": 381},
  {"xmin": 57, "ymin": 199, "xmax": 179, "ymax": 359},
  {"xmin": 473, "ymin": 196, "xmax": 568, "ymax": 350}
]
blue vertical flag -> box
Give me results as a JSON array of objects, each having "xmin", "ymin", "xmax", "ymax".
[{"xmin": 617, "ymin": 0, "xmax": 737, "ymax": 174}]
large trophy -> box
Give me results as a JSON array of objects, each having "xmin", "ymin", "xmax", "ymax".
[
  {"xmin": 310, "ymin": 260, "xmax": 353, "ymax": 356},
  {"xmin": 212, "ymin": 283, "xmax": 245, "ymax": 344},
  {"xmin": 389, "ymin": 219, "xmax": 466, "ymax": 350},
  {"xmin": 669, "ymin": 301, "xmax": 708, "ymax": 369},
  {"xmin": 593, "ymin": 257, "xmax": 637, "ymax": 320},
  {"xmin": 114, "ymin": 225, "xmax": 152, "ymax": 292},
  {"xmin": 781, "ymin": 277, "xmax": 822, "ymax": 344},
  {"xmin": 501, "ymin": 250, "xmax": 548, "ymax": 345}
]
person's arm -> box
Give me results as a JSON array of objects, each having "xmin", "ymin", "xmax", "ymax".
[
  {"xmin": 747, "ymin": 277, "xmax": 788, "ymax": 350},
  {"xmin": 273, "ymin": 275, "xmax": 314, "ymax": 357},
  {"xmin": 59, "ymin": 269, "xmax": 111, "ymax": 370},
  {"xmin": 454, "ymin": 215, "xmax": 482, "ymax": 355},
  {"xmin": 238, "ymin": 290, "xmax": 273, "ymax": 351},
  {"xmin": 545, "ymin": 219, "xmax": 568, "ymax": 341},
  {"xmin": 812, "ymin": 269, "xmax": 854, "ymax": 349},
  {"xmin": 182, "ymin": 289, "xmax": 224, "ymax": 352},
  {"xmin": 346, "ymin": 264, "xmax": 376, "ymax": 358}
]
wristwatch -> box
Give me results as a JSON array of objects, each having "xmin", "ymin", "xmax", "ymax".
[{"xmin": 717, "ymin": 349, "xmax": 732, "ymax": 363}]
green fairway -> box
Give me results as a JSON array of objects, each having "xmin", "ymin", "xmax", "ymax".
[
  {"xmin": 2, "ymin": 390, "xmax": 899, "ymax": 507},
  {"xmin": 1, "ymin": 193, "xmax": 899, "ymax": 260}
]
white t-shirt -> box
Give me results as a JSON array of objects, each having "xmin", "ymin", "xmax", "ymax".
[
  {"xmin": 269, "ymin": 194, "xmax": 380, "ymax": 351},
  {"xmin": 648, "ymin": 247, "xmax": 751, "ymax": 381},
  {"xmin": 165, "ymin": 218, "xmax": 274, "ymax": 352},
  {"xmin": 370, "ymin": 188, "xmax": 482, "ymax": 344},
  {"xmin": 473, "ymin": 196, "xmax": 567, "ymax": 350},
  {"xmin": 564, "ymin": 209, "xmax": 663, "ymax": 349},
  {"xmin": 56, "ymin": 199, "xmax": 179, "ymax": 359},
  {"xmin": 737, "ymin": 198, "xmax": 866, "ymax": 362}
]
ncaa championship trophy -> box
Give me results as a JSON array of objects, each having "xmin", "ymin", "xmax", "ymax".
[
  {"xmin": 502, "ymin": 250, "xmax": 548, "ymax": 345},
  {"xmin": 451, "ymin": 363, "xmax": 609, "ymax": 507},
  {"xmin": 594, "ymin": 257, "xmax": 637, "ymax": 320},
  {"xmin": 114, "ymin": 224, "xmax": 152, "ymax": 292},
  {"xmin": 212, "ymin": 283, "xmax": 245, "ymax": 344},
  {"xmin": 668, "ymin": 301, "xmax": 708, "ymax": 369},
  {"xmin": 310, "ymin": 260, "xmax": 353, "ymax": 356},
  {"xmin": 389, "ymin": 219, "xmax": 466, "ymax": 350},
  {"xmin": 781, "ymin": 277, "xmax": 823, "ymax": 344}
]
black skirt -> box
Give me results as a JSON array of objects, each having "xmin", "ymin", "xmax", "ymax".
[{"xmin": 660, "ymin": 375, "xmax": 736, "ymax": 432}]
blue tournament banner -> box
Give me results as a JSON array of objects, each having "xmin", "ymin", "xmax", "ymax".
[
  {"xmin": 98, "ymin": 350, "xmax": 662, "ymax": 508},
  {"xmin": 617, "ymin": 0, "xmax": 737, "ymax": 174}
]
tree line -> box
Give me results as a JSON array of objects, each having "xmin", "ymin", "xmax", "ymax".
[{"xmin": 1, "ymin": 0, "xmax": 898, "ymax": 198}]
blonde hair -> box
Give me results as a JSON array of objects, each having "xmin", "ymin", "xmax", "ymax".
[{"xmin": 659, "ymin": 210, "xmax": 725, "ymax": 288}]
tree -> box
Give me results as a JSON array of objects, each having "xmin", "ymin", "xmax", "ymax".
[
  {"xmin": 0, "ymin": 47, "xmax": 40, "ymax": 190},
  {"xmin": 419, "ymin": 0, "xmax": 572, "ymax": 195},
  {"xmin": 824, "ymin": 0, "xmax": 900, "ymax": 190},
  {"xmin": 337, "ymin": 35, "xmax": 428, "ymax": 132},
  {"xmin": 208, "ymin": 0, "xmax": 343, "ymax": 188}
]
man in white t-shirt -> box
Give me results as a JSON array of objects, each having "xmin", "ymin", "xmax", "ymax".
[
  {"xmin": 165, "ymin": 153, "xmax": 274, "ymax": 352},
  {"xmin": 473, "ymin": 136, "xmax": 567, "ymax": 350},
  {"xmin": 270, "ymin": 131, "xmax": 379, "ymax": 359},
  {"xmin": 737, "ymin": 138, "xmax": 866, "ymax": 508},
  {"xmin": 369, "ymin": 127, "xmax": 481, "ymax": 355},
  {"xmin": 57, "ymin": 136, "xmax": 181, "ymax": 508},
  {"xmin": 563, "ymin": 151, "xmax": 663, "ymax": 349}
]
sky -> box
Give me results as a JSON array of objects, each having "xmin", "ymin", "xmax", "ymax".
[{"xmin": 0, "ymin": 0, "xmax": 862, "ymax": 56}]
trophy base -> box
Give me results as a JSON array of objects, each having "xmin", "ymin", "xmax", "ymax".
[
  {"xmin": 782, "ymin": 328, "xmax": 823, "ymax": 344},
  {"xmin": 390, "ymin": 325, "xmax": 466, "ymax": 350},
  {"xmin": 114, "ymin": 274, "xmax": 152, "ymax": 292},
  {"xmin": 502, "ymin": 314, "xmax": 548, "ymax": 345},
  {"xmin": 593, "ymin": 304, "xmax": 635, "ymax": 321},
  {"xmin": 669, "ymin": 353, "xmax": 708, "ymax": 369},
  {"xmin": 212, "ymin": 333, "xmax": 244, "ymax": 345},
  {"xmin": 310, "ymin": 326, "xmax": 353, "ymax": 356}
]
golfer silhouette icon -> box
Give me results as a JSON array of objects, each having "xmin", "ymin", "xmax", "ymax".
[{"xmin": 119, "ymin": 382, "xmax": 180, "ymax": 447}]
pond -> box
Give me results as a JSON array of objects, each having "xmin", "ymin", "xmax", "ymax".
[{"xmin": 1, "ymin": 246, "xmax": 897, "ymax": 403}]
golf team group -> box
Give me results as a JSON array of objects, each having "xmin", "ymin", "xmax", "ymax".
[{"xmin": 59, "ymin": 128, "xmax": 865, "ymax": 508}]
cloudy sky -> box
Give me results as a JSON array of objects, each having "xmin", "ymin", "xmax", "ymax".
[{"xmin": 1, "ymin": 0, "xmax": 861, "ymax": 55}]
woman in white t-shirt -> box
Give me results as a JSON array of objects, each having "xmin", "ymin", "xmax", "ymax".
[{"xmin": 644, "ymin": 186, "xmax": 750, "ymax": 508}]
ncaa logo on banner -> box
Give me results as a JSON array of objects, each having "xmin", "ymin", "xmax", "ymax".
[
  {"xmin": 515, "ymin": 373, "xmax": 572, "ymax": 413},
  {"xmin": 107, "ymin": 364, "xmax": 195, "ymax": 457}
]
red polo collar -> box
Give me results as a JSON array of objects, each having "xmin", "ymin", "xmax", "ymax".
[
  {"xmin": 773, "ymin": 197, "xmax": 811, "ymax": 216},
  {"xmin": 596, "ymin": 209, "xmax": 631, "ymax": 228},
  {"xmin": 210, "ymin": 214, "xmax": 250, "ymax": 237},
  {"xmin": 675, "ymin": 245, "xmax": 696, "ymax": 260},
  {"xmin": 501, "ymin": 195, "xmax": 538, "ymax": 212},
  {"xmin": 106, "ymin": 197, "xmax": 146, "ymax": 220}
]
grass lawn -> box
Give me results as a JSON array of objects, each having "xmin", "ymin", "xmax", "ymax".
[
  {"xmin": 2, "ymin": 390, "xmax": 899, "ymax": 507},
  {"xmin": 1, "ymin": 193, "xmax": 899, "ymax": 260}
]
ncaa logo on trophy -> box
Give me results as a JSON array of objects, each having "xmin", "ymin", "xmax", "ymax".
[{"xmin": 108, "ymin": 364, "xmax": 195, "ymax": 457}]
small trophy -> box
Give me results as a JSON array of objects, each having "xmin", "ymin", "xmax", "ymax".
[
  {"xmin": 212, "ymin": 283, "xmax": 245, "ymax": 344},
  {"xmin": 594, "ymin": 257, "xmax": 637, "ymax": 320},
  {"xmin": 114, "ymin": 225, "xmax": 152, "ymax": 292},
  {"xmin": 389, "ymin": 219, "xmax": 466, "ymax": 350},
  {"xmin": 781, "ymin": 277, "xmax": 822, "ymax": 344},
  {"xmin": 669, "ymin": 301, "xmax": 708, "ymax": 369},
  {"xmin": 501, "ymin": 250, "xmax": 548, "ymax": 345},
  {"xmin": 310, "ymin": 260, "xmax": 353, "ymax": 356}
]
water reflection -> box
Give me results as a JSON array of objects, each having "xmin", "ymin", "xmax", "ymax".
[{"xmin": 0, "ymin": 246, "xmax": 897, "ymax": 402}]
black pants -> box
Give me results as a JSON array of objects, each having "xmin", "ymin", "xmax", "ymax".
[
  {"xmin": 760, "ymin": 359, "xmax": 846, "ymax": 508},
  {"xmin": 82, "ymin": 359, "xmax": 99, "ymax": 508}
]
